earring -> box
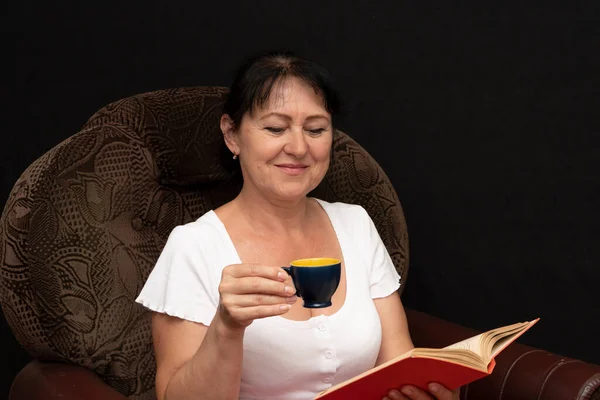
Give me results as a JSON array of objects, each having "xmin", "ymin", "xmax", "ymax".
[{"xmin": 232, "ymin": 154, "xmax": 238, "ymax": 160}]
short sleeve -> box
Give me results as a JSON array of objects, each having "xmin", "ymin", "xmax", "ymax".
[
  {"xmin": 135, "ymin": 224, "xmax": 220, "ymax": 325},
  {"xmin": 359, "ymin": 207, "xmax": 402, "ymax": 299}
]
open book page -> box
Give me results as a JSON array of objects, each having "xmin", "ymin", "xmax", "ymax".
[
  {"xmin": 414, "ymin": 348, "xmax": 486, "ymax": 370},
  {"xmin": 489, "ymin": 321, "xmax": 537, "ymax": 358},
  {"xmin": 445, "ymin": 320, "xmax": 537, "ymax": 364},
  {"xmin": 443, "ymin": 333, "xmax": 483, "ymax": 355},
  {"xmin": 489, "ymin": 332, "xmax": 521, "ymax": 359},
  {"xmin": 440, "ymin": 320, "xmax": 536, "ymax": 364}
]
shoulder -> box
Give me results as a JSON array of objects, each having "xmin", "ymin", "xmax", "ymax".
[{"xmin": 164, "ymin": 210, "xmax": 225, "ymax": 251}]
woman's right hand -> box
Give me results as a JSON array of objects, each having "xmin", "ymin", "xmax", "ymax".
[{"xmin": 217, "ymin": 263, "xmax": 297, "ymax": 331}]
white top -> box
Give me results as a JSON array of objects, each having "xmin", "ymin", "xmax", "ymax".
[{"xmin": 136, "ymin": 199, "xmax": 401, "ymax": 400}]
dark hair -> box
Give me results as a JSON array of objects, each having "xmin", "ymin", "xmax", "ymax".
[{"xmin": 223, "ymin": 51, "xmax": 342, "ymax": 128}]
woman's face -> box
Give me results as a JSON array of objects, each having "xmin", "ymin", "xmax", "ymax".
[{"xmin": 223, "ymin": 78, "xmax": 333, "ymax": 203}]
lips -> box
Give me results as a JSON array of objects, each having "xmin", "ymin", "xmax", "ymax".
[
  {"xmin": 276, "ymin": 164, "xmax": 308, "ymax": 169},
  {"xmin": 275, "ymin": 163, "xmax": 309, "ymax": 175}
]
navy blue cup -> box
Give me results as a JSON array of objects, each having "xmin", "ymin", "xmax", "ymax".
[{"xmin": 282, "ymin": 258, "xmax": 341, "ymax": 308}]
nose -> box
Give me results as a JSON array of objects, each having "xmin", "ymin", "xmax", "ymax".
[{"xmin": 283, "ymin": 128, "xmax": 308, "ymax": 158}]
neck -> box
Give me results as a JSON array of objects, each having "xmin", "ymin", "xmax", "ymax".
[{"xmin": 233, "ymin": 186, "xmax": 311, "ymax": 236}]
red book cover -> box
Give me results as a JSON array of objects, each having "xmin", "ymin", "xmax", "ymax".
[
  {"xmin": 316, "ymin": 356, "xmax": 491, "ymax": 400},
  {"xmin": 315, "ymin": 319, "xmax": 538, "ymax": 400}
]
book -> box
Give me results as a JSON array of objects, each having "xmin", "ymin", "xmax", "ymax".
[{"xmin": 315, "ymin": 318, "xmax": 539, "ymax": 400}]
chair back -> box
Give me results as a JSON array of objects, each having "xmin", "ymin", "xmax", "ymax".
[{"xmin": 0, "ymin": 87, "xmax": 409, "ymax": 398}]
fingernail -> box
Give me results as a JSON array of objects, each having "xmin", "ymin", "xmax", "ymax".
[
  {"xmin": 401, "ymin": 386, "xmax": 413, "ymax": 396},
  {"xmin": 277, "ymin": 271, "xmax": 286, "ymax": 280},
  {"xmin": 428, "ymin": 383, "xmax": 440, "ymax": 393},
  {"xmin": 279, "ymin": 304, "xmax": 291, "ymax": 311},
  {"xmin": 287, "ymin": 295, "xmax": 297, "ymax": 303},
  {"xmin": 284, "ymin": 285, "xmax": 294, "ymax": 294}
]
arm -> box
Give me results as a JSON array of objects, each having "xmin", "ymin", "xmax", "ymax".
[
  {"xmin": 153, "ymin": 313, "xmax": 244, "ymax": 400},
  {"xmin": 374, "ymin": 292, "xmax": 414, "ymax": 365},
  {"xmin": 151, "ymin": 263, "xmax": 296, "ymax": 400},
  {"xmin": 375, "ymin": 293, "xmax": 460, "ymax": 400},
  {"xmin": 361, "ymin": 205, "xmax": 457, "ymax": 399}
]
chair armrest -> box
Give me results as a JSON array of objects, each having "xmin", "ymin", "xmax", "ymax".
[
  {"xmin": 10, "ymin": 361, "xmax": 129, "ymax": 400},
  {"xmin": 405, "ymin": 308, "xmax": 600, "ymax": 400}
]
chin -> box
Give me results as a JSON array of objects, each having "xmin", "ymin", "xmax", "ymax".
[{"xmin": 273, "ymin": 182, "xmax": 316, "ymax": 202}]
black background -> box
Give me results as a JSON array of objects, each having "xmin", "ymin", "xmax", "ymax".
[{"xmin": 4, "ymin": 1, "xmax": 599, "ymax": 397}]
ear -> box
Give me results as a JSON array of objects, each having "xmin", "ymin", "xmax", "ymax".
[{"xmin": 220, "ymin": 114, "xmax": 240, "ymax": 155}]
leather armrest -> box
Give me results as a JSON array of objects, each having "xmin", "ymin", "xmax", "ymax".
[
  {"xmin": 10, "ymin": 313, "xmax": 600, "ymax": 400},
  {"xmin": 10, "ymin": 360, "xmax": 129, "ymax": 400},
  {"xmin": 405, "ymin": 308, "xmax": 600, "ymax": 400}
]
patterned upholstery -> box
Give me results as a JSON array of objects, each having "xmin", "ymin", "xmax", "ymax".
[{"xmin": 0, "ymin": 87, "xmax": 409, "ymax": 398}]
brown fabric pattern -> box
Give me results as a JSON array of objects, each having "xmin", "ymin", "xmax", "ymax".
[
  {"xmin": 0, "ymin": 87, "xmax": 409, "ymax": 398},
  {"xmin": 83, "ymin": 87, "xmax": 234, "ymax": 186}
]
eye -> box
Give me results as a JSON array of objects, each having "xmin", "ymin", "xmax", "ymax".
[
  {"xmin": 265, "ymin": 127, "xmax": 285, "ymax": 134},
  {"xmin": 307, "ymin": 128, "xmax": 326, "ymax": 135}
]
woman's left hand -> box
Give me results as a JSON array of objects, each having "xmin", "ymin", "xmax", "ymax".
[{"xmin": 382, "ymin": 383, "xmax": 460, "ymax": 400}]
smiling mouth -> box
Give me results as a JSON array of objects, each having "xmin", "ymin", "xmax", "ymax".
[
  {"xmin": 276, "ymin": 164, "xmax": 308, "ymax": 168},
  {"xmin": 275, "ymin": 164, "xmax": 309, "ymax": 175}
]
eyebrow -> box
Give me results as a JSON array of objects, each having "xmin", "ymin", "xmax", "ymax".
[{"xmin": 259, "ymin": 112, "xmax": 330, "ymax": 122}]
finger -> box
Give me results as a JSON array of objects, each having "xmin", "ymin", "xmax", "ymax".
[
  {"xmin": 427, "ymin": 383, "xmax": 456, "ymax": 400},
  {"xmin": 228, "ymin": 304, "xmax": 293, "ymax": 322},
  {"xmin": 388, "ymin": 389, "xmax": 410, "ymax": 400},
  {"xmin": 226, "ymin": 264, "xmax": 288, "ymax": 281},
  {"xmin": 235, "ymin": 294, "xmax": 298, "ymax": 307},
  {"xmin": 452, "ymin": 388, "xmax": 461, "ymax": 400},
  {"xmin": 400, "ymin": 386, "xmax": 434, "ymax": 400},
  {"xmin": 225, "ymin": 276, "xmax": 296, "ymax": 296}
]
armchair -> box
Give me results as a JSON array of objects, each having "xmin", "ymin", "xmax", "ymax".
[{"xmin": 2, "ymin": 87, "xmax": 598, "ymax": 399}]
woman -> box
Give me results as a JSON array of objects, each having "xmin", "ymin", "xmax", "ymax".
[{"xmin": 136, "ymin": 52, "xmax": 459, "ymax": 400}]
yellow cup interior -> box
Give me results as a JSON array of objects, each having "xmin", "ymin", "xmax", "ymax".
[{"xmin": 290, "ymin": 257, "xmax": 341, "ymax": 267}]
